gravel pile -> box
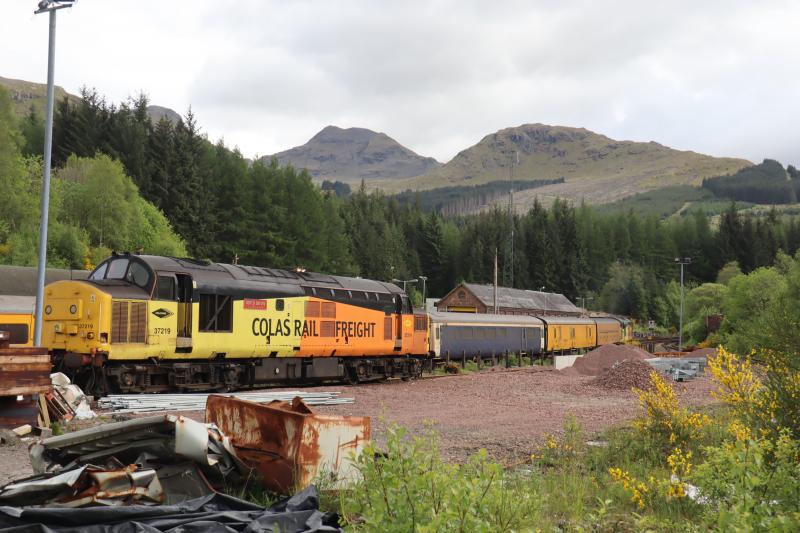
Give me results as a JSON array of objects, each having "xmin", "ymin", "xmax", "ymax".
[
  {"xmin": 562, "ymin": 344, "xmax": 652, "ymax": 376},
  {"xmin": 591, "ymin": 359, "xmax": 655, "ymax": 390}
]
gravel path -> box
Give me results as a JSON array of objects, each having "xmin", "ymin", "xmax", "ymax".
[{"xmin": 0, "ymin": 366, "xmax": 718, "ymax": 485}]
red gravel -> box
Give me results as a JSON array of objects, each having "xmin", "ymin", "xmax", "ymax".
[
  {"xmin": 591, "ymin": 359, "xmax": 655, "ymax": 390},
  {"xmin": 0, "ymin": 366, "xmax": 719, "ymax": 484},
  {"xmin": 562, "ymin": 344, "xmax": 652, "ymax": 376}
]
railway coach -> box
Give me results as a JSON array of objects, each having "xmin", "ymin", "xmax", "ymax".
[
  {"xmin": 427, "ymin": 309, "xmax": 544, "ymax": 359},
  {"xmin": 41, "ymin": 253, "xmax": 429, "ymax": 394},
  {"xmin": 0, "ymin": 295, "xmax": 35, "ymax": 346}
]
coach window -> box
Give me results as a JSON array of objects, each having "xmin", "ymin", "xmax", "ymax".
[
  {"xmin": 157, "ymin": 276, "xmax": 176, "ymax": 300},
  {"xmin": 199, "ymin": 294, "xmax": 233, "ymax": 332},
  {"xmin": 276, "ymin": 299, "xmax": 285, "ymax": 311}
]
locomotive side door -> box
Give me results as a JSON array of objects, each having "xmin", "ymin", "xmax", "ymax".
[
  {"xmin": 394, "ymin": 295, "xmax": 403, "ymax": 350},
  {"xmin": 176, "ymin": 273, "xmax": 193, "ymax": 351}
]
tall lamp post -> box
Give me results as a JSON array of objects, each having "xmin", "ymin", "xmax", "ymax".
[
  {"xmin": 579, "ymin": 296, "xmax": 594, "ymax": 312},
  {"xmin": 33, "ymin": 0, "xmax": 75, "ymax": 346},
  {"xmin": 539, "ymin": 286, "xmax": 547, "ymax": 315},
  {"xmin": 674, "ymin": 257, "xmax": 692, "ymax": 351},
  {"xmin": 418, "ymin": 276, "xmax": 428, "ymax": 306}
]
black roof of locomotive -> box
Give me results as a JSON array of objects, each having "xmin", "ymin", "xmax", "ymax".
[{"xmin": 131, "ymin": 254, "xmax": 405, "ymax": 296}]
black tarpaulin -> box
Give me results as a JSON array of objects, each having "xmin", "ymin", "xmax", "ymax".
[{"xmin": 0, "ymin": 487, "xmax": 343, "ymax": 533}]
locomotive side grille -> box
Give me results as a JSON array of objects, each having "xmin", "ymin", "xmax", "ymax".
[
  {"xmin": 129, "ymin": 302, "xmax": 147, "ymax": 343},
  {"xmin": 112, "ymin": 301, "xmax": 128, "ymax": 344},
  {"xmin": 111, "ymin": 301, "xmax": 147, "ymax": 344},
  {"xmin": 320, "ymin": 320, "xmax": 335, "ymax": 337},
  {"xmin": 305, "ymin": 301, "xmax": 320, "ymax": 317},
  {"xmin": 321, "ymin": 302, "xmax": 336, "ymax": 318},
  {"xmin": 383, "ymin": 316, "xmax": 392, "ymax": 340}
]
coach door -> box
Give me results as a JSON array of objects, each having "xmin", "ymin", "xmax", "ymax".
[{"xmin": 176, "ymin": 273, "xmax": 193, "ymax": 351}]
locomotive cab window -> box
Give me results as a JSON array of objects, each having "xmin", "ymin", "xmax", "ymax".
[
  {"xmin": 126, "ymin": 261, "xmax": 151, "ymax": 288},
  {"xmin": 199, "ymin": 294, "xmax": 233, "ymax": 332},
  {"xmin": 157, "ymin": 275, "xmax": 176, "ymax": 300},
  {"xmin": 89, "ymin": 262, "xmax": 108, "ymax": 280},
  {"xmin": 106, "ymin": 258, "xmax": 129, "ymax": 279}
]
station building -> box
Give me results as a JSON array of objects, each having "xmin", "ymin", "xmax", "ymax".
[{"xmin": 434, "ymin": 282, "xmax": 582, "ymax": 317}]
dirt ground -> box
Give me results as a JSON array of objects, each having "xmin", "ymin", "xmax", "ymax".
[{"xmin": 0, "ymin": 366, "xmax": 718, "ymax": 485}]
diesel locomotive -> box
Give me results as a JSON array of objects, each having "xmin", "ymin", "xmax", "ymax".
[
  {"xmin": 32, "ymin": 253, "xmax": 634, "ymax": 395},
  {"xmin": 41, "ymin": 253, "xmax": 429, "ymax": 394}
]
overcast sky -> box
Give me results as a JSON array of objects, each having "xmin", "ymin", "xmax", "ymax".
[{"xmin": 1, "ymin": 0, "xmax": 798, "ymax": 166}]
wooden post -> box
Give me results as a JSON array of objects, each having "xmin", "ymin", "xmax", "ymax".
[
  {"xmin": 505, "ymin": 350, "xmax": 509, "ymax": 368},
  {"xmin": 477, "ymin": 351, "xmax": 482, "ymax": 369},
  {"xmin": 446, "ymin": 350, "xmax": 450, "ymax": 366},
  {"xmin": 461, "ymin": 350, "xmax": 466, "ymax": 369},
  {"xmin": 491, "ymin": 350, "xmax": 496, "ymax": 367}
]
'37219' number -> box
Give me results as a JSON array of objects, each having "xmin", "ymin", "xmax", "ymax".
[{"xmin": 153, "ymin": 327, "xmax": 171, "ymax": 335}]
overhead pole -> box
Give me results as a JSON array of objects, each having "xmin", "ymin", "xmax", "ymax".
[
  {"xmin": 674, "ymin": 257, "xmax": 692, "ymax": 351},
  {"xmin": 33, "ymin": 0, "xmax": 75, "ymax": 346}
]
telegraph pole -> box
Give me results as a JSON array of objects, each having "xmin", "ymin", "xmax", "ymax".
[
  {"xmin": 674, "ymin": 257, "xmax": 692, "ymax": 351},
  {"xmin": 33, "ymin": 0, "xmax": 75, "ymax": 346}
]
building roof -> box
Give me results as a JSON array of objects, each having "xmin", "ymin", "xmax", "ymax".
[{"xmin": 460, "ymin": 283, "xmax": 581, "ymax": 314}]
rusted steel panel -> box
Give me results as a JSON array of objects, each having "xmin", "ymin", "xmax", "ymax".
[
  {"xmin": 206, "ymin": 395, "xmax": 369, "ymax": 493},
  {"xmin": 0, "ymin": 344, "xmax": 51, "ymax": 397}
]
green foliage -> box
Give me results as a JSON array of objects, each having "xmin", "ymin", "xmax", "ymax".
[
  {"xmin": 684, "ymin": 283, "xmax": 727, "ymax": 344},
  {"xmin": 342, "ymin": 425, "xmax": 541, "ymax": 532},
  {"xmin": 703, "ymin": 159, "xmax": 798, "ymax": 205},
  {"xmin": 598, "ymin": 262, "xmax": 649, "ymax": 319},
  {"xmin": 693, "ymin": 430, "xmax": 800, "ymax": 531},
  {"xmin": 720, "ymin": 267, "xmax": 787, "ymax": 353},
  {"xmin": 392, "ymin": 178, "xmax": 564, "ymax": 216},
  {"xmin": 715, "ymin": 261, "xmax": 742, "ymax": 284},
  {"xmin": 595, "ymin": 185, "xmax": 716, "ymax": 219}
]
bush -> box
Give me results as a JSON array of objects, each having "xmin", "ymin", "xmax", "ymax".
[{"xmin": 341, "ymin": 425, "xmax": 541, "ymax": 531}]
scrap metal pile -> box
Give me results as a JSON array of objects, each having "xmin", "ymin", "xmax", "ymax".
[
  {"xmin": 98, "ymin": 391, "xmax": 354, "ymax": 413},
  {"xmin": 0, "ymin": 395, "xmax": 368, "ymax": 532}
]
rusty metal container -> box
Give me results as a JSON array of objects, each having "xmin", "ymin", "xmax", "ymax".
[{"xmin": 205, "ymin": 395, "xmax": 369, "ymax": 493}]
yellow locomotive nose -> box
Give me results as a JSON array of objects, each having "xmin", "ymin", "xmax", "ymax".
[{"xmin": 42, "ymin": 280, "xmax": 111, "ymax": 353}]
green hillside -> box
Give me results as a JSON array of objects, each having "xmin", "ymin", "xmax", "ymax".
[
  {"xmin": 0, "ymin": 75, "xmax": 78, "ymax": 118},
  {"xmin": 380, "ymin": 124, "xmax": 751, "ymax": 208}
]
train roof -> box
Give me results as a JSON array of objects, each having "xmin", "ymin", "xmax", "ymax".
[
  {"xmin": 112, "ymin": 254, "xmax": 405, "ymax": 295},
  {"xmin": 592, "ymin": 316, "xmax": 623, "ymax": 325},
  {"xmin": 427, "ymin": 309, "xmax": 544, "ymax": 327},
  {"xmin": 0, "ymin": 295, "xmax": 35, "ymax": 314},
  {"xmin": 539, "ymin": 316, "xmax": 597, "ymax": 326}
]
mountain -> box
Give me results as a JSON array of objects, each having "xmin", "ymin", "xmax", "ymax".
[
  {"xmin": 264, "ymin": 125, "xmax": 441, "ymax": 181},
  {"xmin": 394, "ymin": 124, "xmax": 751, "ymax": 207},
  {"xmin": 0, "ymin": 76, "xmax": 180, "ymax": 125}
]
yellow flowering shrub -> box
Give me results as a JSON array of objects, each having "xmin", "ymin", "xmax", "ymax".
[
  {"xmin": 708, "ymin": 347, "xmax": 800, "ymax": 441},
  {"xmin": 632, "ymin": 370, "xmax": 710, "ymax": 450},
  {"xmin": 607, "ymin": 447, "xmax": 693, "ymax": 510}
]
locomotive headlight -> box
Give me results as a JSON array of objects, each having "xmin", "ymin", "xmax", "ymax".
[
  {"xmin": 87, "ymin": 332, "xmax": 95, "ymax": 339},
  {"xmin": 45, "ymin": 305, "xmax": 52, "ymax": 315},
  {"xmin": 69, "ymin": 304, "xmax": 77, "ymax": 314}
]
